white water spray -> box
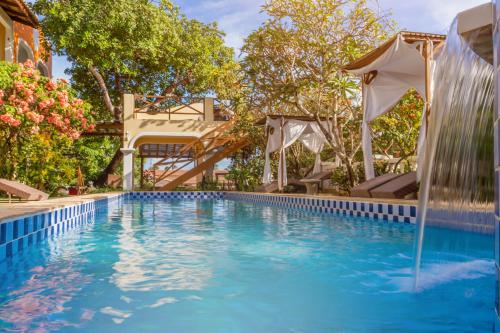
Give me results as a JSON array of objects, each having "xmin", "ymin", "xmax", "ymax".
[{"xmin": 413, "ymin": 20, "xmax": 494, "ymax": 289}]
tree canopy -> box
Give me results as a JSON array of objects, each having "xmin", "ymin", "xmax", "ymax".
[
  {"xmin": 32, "ymin": 0, "xmax": 241, "ymax": 186},
  {"xmin": 241, "ymin": 0, "xmax": 395, "ymax": 187},
  {"xmin": 33, "ymin": 0, "xmax": 240, "ymax": 120}
]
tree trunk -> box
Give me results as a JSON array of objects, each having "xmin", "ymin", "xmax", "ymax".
[
  {"xmin": 95, "ymin": 148, "xmax": 123, "ymax": 186},
  {"xmin": 88, "ymin": 66, "xmax": 121, "ymax": 121},
  {"xmin": 342, "ymin": 156, "xmax": 356, "ymax": 190}
]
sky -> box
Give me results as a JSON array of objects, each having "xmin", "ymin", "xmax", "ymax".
[{"xmin": 51, "ymin": 0, "xmax": 488, "ymax": 79}]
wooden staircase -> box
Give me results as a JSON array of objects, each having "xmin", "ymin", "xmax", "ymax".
[{"xmin": 153, "ymin": 119, "xmax": 248, "ymax": 191}]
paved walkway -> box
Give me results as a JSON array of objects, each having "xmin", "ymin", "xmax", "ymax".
[{"xmin": 0, "ymin": 192, "xmax": 122, "ymax": 222}]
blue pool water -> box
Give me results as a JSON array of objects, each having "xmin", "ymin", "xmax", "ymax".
[{"xmin": 0, "ymin": 199, "xmax": 494, "ymax": 332}]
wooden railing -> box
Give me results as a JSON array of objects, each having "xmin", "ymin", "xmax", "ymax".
[
  {"xmin": 151, "ymin": 118, "xmax": 246, "ymax": 189},
  {"xmin": 133, "ymin": 95, "xmax": 234, "ymax": 121}
]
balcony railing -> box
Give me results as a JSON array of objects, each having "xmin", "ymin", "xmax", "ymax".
[{"xmin": 133, "ymin": 94, "xmax": 233, "ymax": 121}]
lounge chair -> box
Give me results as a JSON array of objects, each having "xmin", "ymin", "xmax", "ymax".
[
  {"xmin": 0, "ymin": 178, "xmax": 49, "ymax": 202},
  {"xmin": 370, "ymin": 172, "xmax": 418, "ymax": 199},
  {"xmin": 350, "ymin": 173, "xmax": 401, "ymax": 198},
  {"xmin": 256, "ymin": 178, "xmax": 305, "ymax": 193},
  {"xmin": 300, "ymin": 171, "xmax": 333, "ymax": 195}
]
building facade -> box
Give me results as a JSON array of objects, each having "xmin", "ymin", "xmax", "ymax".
[{"xmin": 0, "ymin": 0, "xmax": 51, "ymax": 76}]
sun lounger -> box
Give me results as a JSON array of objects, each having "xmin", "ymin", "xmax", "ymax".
[
  {"xmin": 0, "ymin": 178, "xmax": 49, "ymax": 202},
  {"xmin": 255, "ymin": 179, "xmax": 304, "ymax": 193},
  {"xmin": 300, "ymin": 171, "xmax": 333, "ymax": 195},
  {"xmin": 350, "ymin": 173, "xmax": 401, "ymax": 198},
  {"xmin": 370, "ymin": 172, "xmax": 418, "ymax": 199}
]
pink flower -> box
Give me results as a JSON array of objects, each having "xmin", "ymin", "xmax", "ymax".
[
  {"xmin": 45, "ymin": 80, "xmax": 57, "ymax": 91},
  {"xmin": 47, "ymin": 113, "xmax": 65, "ymax": 129},
  {"xmin": 68, "ymin": 130, "xmax": 80, "ymax": 140},
  {"xmin": 30, "ymin": 126, "xmax": 40, "ymax": 134},
  {"xmin": 57, "ymin": 91, "xmax": 70, "ymax": 108},
  {"xmin": 25, "ymin": 95, "xmax": 35, "ymax": 104},
  {"xmin": 26, "ymin": 111, "xmax": 44, "ymax": 124},
  {"xmin": 38, "ymin": 98, "xmax": 55, "ymax": 111},
  {"xmin": 14, "ymin": 81, "xmax": 24, "ymax": 92},
  {"xmin": 72, "ymin": 98, "xmax": 83, "ymax": 107},
  {"xmin": 23, "ymin": 68, "xmax": 35, "ymax": 78},
  {"xmin": 0, "ymin": 114, "xmax": 21, "ymax": 127},
  {"xmin": 38, "ymin": 100, "xmax": 49, "ymax": 110},
  {"xmin": 23, "ymin": 59, "xmax": 35, "ymax": 69}
]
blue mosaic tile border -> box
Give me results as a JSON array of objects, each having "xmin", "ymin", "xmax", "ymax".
[
  {"xmin": 0, "ymin": 195, "xmax": 122, "ymax": 263},
  {"xmin": 126, "ymin": 191, "xmax": 225, "ymax": 200},
  {"xmin": 225, "ymin": 192, "xmax": 417, "ymax": 224},
  {"xmin": 127, "ymin": 191, "xmax": 417, "ymax": 223}
]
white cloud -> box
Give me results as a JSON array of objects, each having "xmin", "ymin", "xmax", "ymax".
[
  {"xmin": 174, "ymin": 0, "xmax": 265, "ymax": 51},
  {"xmin": 379, "ymin": 0, "xmax": 489, "ymax": 34}
]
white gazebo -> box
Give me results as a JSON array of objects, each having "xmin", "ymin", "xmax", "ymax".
[
  {"xmin": 344, "ymin": 31, "xmax": 445, "ymax": 180},
  {"xmin": 261, "ymin": 115, "xmax": 330, "ymax": 190}
]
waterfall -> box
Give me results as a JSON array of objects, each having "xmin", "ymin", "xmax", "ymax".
[{"xmin": 413, "ymin": 19, "xmax": 495, "ymax": 289}]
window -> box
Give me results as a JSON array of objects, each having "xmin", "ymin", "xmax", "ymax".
[
  {"xmin": 36, "ymin": 60, "xmax": 49, "ymax": 77},
  {"xmin": 17, "ymin": 39, "xmax": 34, "ymax": 64}
]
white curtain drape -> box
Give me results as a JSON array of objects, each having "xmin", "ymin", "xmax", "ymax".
[
  {"xmin": 346, "ymin": 34, "xmax": 431, "ymax": 180},
  {"xmin": 263, "ymin": 116, "xmax": 328, "ymax": 190}
]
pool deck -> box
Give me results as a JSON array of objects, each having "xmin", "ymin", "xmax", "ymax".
[
  {"xmin": 0, "ymin": 192, "xmax": 123, "ymax": 222},
  {"xmin": 0, "ymin": 191, "xmax": 417, "ymax": 223}
]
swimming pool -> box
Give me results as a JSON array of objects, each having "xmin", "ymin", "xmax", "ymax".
[{"xmin": 0, "ymin": 197, "xmax": 494, "ymax": 332}]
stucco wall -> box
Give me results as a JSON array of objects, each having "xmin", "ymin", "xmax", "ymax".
[
  {"xmin": 0, "ymin": 7, "xmax": 13, "ymax": 62},
  {"xmin": 123, "ymin": 94, "xmax": 222, "ymax": 149},
  {"xmin": 12, "ymin": 21, "xmax": 52, "ymax": 76}
]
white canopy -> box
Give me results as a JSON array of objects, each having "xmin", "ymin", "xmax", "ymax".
[
  {"xmin": 345, "ymin": 33, "xmax": 439, "ymax": 180},
  {"xmin": 263, "ymin": 116, "xmax": 329, "ymax": 190}
]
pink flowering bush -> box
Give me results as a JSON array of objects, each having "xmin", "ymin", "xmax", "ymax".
[
  {"xmin": 0, "ymin": 60, "xmax": 94, "ymax": 191},
  {"xmin": 0, "ymin": 60, "xmax": 94, "ymax": 139}
]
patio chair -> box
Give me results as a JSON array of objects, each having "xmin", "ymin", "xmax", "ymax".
[{"xmin": 0, "ymin": 178, "xmax": 49, "ymax": 203}]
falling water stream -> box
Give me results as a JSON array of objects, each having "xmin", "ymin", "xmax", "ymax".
[{"xmin": 413, "ymin": 20, "xmax": 495, "ymax": 289}]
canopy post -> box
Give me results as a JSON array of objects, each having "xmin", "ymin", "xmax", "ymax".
[
  {"xmin": 279, "ymin": 116, "xmax": 285, "ymax": 192},
  {"xmin": 140, "ymin": 156, "xmax": 144, "ymax": 189},
  {"xmin": 424, "ymin": 39, "xmax": 432, "ymax": 134}
]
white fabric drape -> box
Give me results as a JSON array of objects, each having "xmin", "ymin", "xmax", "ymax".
[
  {"xmin": 263, "ymin": 116, "xmax": 328, "ymax": 190},
  {"xmin": 347, "ymin": 34, "xmax": 431, "ymax": 180}
]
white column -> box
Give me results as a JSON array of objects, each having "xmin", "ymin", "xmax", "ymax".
[{"xmin": 121, "ymin": 148, "xmax": 135, "ymax": 191}]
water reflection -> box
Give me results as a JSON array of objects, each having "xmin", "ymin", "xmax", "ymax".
[
  {"xmin": 111, "ymin": 201, "xmax": 213, "ymax": 292},
  {"xmin": 0, "ymin": 261, "xmax": 92, "ymax": 333}
]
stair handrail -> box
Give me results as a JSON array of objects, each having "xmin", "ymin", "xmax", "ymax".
[{"xmin": 152, "ymin": 119, "xmax": 239, "ymax": 187}]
